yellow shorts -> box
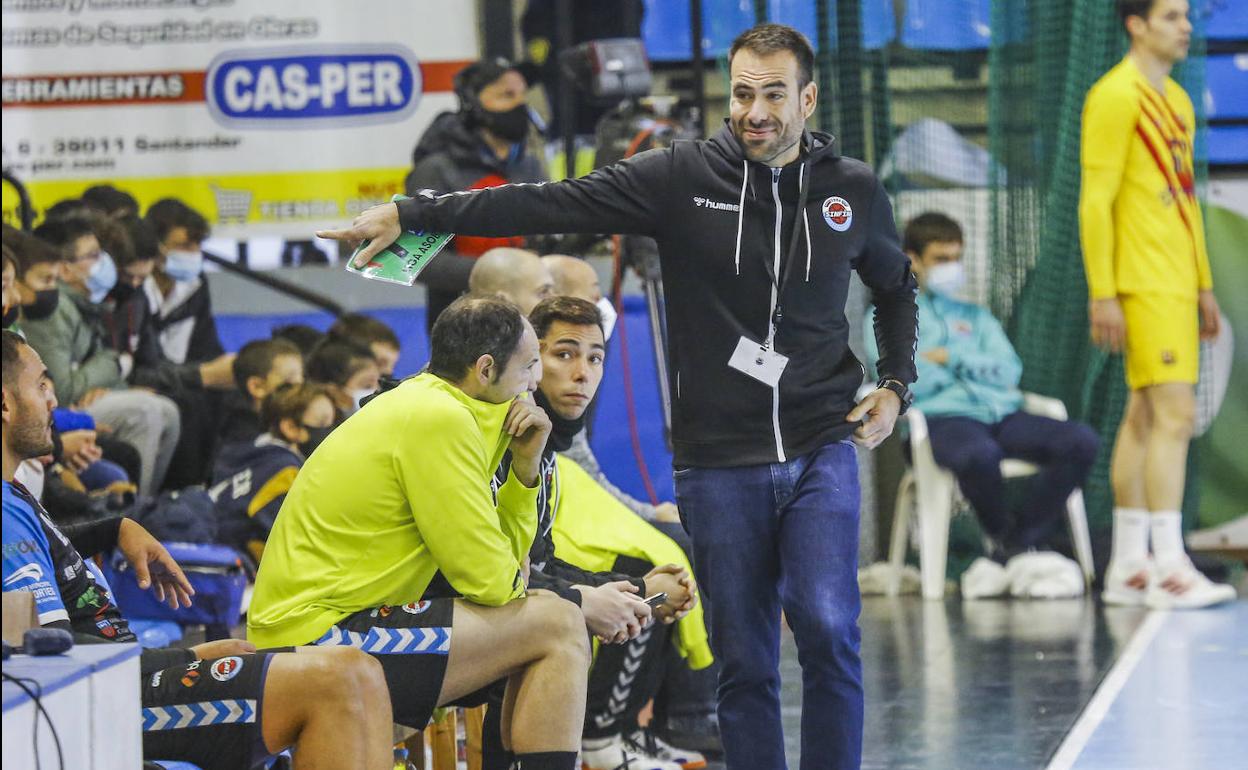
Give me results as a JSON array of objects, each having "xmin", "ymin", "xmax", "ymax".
[{"xmin": 1121, "ymin": 293, "xmax": 1199, "ymax": 390}]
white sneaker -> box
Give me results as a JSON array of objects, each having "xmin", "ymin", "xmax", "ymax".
[
  {"xmin": 1146, "ymin": 559, "xmax": 1237, "ymax": 610},
  {"xmin": 1005, "ymin": 552, "xmax": 1085, "ymax": 599},
  {"xmin": 626, "ymin": 730, "xmax": 707, "ymax": 769},
  {"xmin": 1102, "ymin": 559, "xmax": 1151, "ymax": 607},
  {"xmin": 961, "ymin": 557, "xmax": 1009, "ymax": 599},
  {"xmin": 582, "ymin": 733, "xmax": 683, "ymax": 770}
]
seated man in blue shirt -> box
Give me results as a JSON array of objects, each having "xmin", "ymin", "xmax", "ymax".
[{"xmin": 866, "ymin": 213, "xmax": 1099, "ymax": 579}]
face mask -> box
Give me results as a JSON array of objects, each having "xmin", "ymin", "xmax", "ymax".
[
  {"xmin": 595, "ymin": 297, "xmax": 618, "ymax": 341},
  {"xmin": 87, "ymin": 251, "xmax": 118, "ymax": 303},
  {"xmin": 164, "ymin": 250, "xmax": 203, "ymax": 283},
  {"xmin": 2, "ymin": 304, "xmax": 18, "ymax": 328},
  {"xmin": 23, "ymin": 288, "xmax": 60, "ymax": 320},
  {"xmin": 925, "ymin": 262, "xmax": 966, "ymax": 298},
  {"xmin": 478, "ymin": 103, "xmax": 531, "ymax": 143},
  {"xmin": 348, "ymin": 387, "xmax": 376, "ymax": 414},
  {"xmin": 299, "ymin": 425, "xmax": 334, "ymax": 457}
]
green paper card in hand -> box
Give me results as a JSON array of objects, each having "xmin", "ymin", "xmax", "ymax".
[{"xmin": 344, "ymin": 194, "xmax": 455, "ymax": 286}]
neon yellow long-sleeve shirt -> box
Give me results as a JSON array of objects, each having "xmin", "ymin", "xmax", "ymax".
[
  {"xmin": 1079, "ymin": 56, "xmax": 1212, "ymax": 301},
  {"xmin": 247, "ymin": 373, "xmax": 537, "ymax": 648}
]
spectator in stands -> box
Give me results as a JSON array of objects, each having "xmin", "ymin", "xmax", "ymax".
[
  {"xmin": 542, "ymin": 255, "xmax": 720, "ymax": 753},
  {"xmin": 406, "ymin": 57, "xmax": 546, "ymax": 335},
  {"xmin": 305, "ymin": 339, "xmax": 381, "ymax": 419},
  {"xmin": 82, "ymin": 183, "xmax": 140, "ymax": 219},
  {"xmin": 468, "ymin": 247, "xmax": 555, "ymax": 316},
  {"xmin": 327, "ymin": 312, "xmax": 402, "ymax": 377},
  {"xmin": 145, "ymin": 198, "xmax": 225, "ymax": 365},
  {"xmin": 248, "ymin": 296, "xmax": 597, "ymax": 770},
  {"xmin": 12, "ymin": 226, "xmax": 181, "ymax": 497},
  {"xmin": 42, "ymin": 197, "xmax": 92, "ymax": 222},
  {"xmin": 271, "ymin": 323, "xmax": 326, "ymax": 359},
  {"xmin": 217, "ymin": 338, "xmax": 305, "ymax": 446},
  {"xmin": 100, "ymin": 214, "xmax": 237, "ymax": 487},
  {"xmin": 519, "ymin": 296, "xmax": 706, "ymax": 770},
  {"xmin": 865, "ymin": 213, "xmax": 1100, "ymax": 595},
  {"xmin": 210, "ymin": 382, "xmax": 335, "ymax": 561},
  {"xmin": 1, "ymin": 329, "xmax": 394, "ymax": 770}
]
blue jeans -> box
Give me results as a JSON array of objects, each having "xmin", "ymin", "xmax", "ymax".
[{"xmin": 675, "ymin": 441, "xmax": 863, "ymax": 770}]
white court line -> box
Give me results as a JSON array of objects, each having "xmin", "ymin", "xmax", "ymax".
[{"xmin": 1045, "ymin": 610, "xmax": 1169, "ymax": 770}]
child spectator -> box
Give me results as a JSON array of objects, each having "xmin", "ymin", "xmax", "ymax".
[
  {"xmin": 305, "ymin": 339, "xmax": 380, "ymax": 419},
  {"xmin": 217, "ymin": 338, "xmax": 304, "ymax": 446},
  {"xmin": 327, "ymin": 313, "xmax": 402, "ymax": 376},
  {"xmin": 271, "ymin": 323, "xmax": 326, "ymax": 359},
  {"xmin": 209, "ymin": 383, "xmax": 336, "ymax": 560}
]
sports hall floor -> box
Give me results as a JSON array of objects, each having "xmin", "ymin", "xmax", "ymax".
[{"xmin": 741, "ymin": 595, "xmax": 1248, "ymax": 769}]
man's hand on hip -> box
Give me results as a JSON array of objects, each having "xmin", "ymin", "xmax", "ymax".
[
  {"xmin": 847, "ymin": 389, "xmax": 901, "ymax": 450},
  {"xmin": 1089, "ymin": 297, "xmax": 1126, "ymax": 353},
  {"xmin": 504, "ymin": 397, "xmax": 552, "ymax": 487},
  {"xmin": 316, "ymin": 202, "xmax": 402, "ymax": 268}
]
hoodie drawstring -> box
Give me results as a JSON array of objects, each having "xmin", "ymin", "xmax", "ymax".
[{"xmin": 734, "ymin": 160, "xmax": 748, "ymax": 275}]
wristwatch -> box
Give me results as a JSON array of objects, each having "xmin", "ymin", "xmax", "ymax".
[{"xmin": 876, "ymin": 377, "xmax": 913, "ymax": 415}]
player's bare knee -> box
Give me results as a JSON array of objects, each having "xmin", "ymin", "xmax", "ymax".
[
  {"xmin": 305, "ymin": 647, "xmax": 376, "ymax": 707},
  {"xmin": 527, "ymin": 593, "xmax": 589, "ymax": 660}
]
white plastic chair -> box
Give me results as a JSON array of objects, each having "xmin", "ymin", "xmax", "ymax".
[{"xmin": 887, "ymin": 393, "xmax": 1096, "ymax": 599}]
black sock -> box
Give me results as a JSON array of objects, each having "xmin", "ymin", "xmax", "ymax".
[{"xmin": 512, "ymin": 750, "xmax": 579, "ymax": 770}]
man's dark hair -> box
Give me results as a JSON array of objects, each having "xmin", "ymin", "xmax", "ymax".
[
  {"xmin": 233, "ymin": 338, "xmax": 302, "ymax": 392},
  {"xmin": 2, "ymin": 243, "xmax": 16, "ymax": 276},
  {"xmin": 32, "ymin": 216, "xmax": 95, "ymax": 253},
  {"xmin": 5, "ymin": 228, "xmax": 64, "ymax": 278},
  {"xmin": 117, "ymin": 214, "xmax": 161, "ymax": 266},
  {"xmin": 260, "ymin": 382, "xmax": 334, "ymax": 435},
  {"xmin": 82, "ymin": 185, "xmax": 139, "ymax": 217},
  {"xmin": 306, "ymin": 339, "xmax": 376, "ymax": 388},
  {"xmin": 272, "ymin": 324, "xmax": 327, "ymax": 357},
  {"xmin": 729, "ymin": 23, "xmax": 815, "ymax": 89},
  {"xmin": 903, "ymin": 212, "xmax": 964, "ymax": 256},
  {"xmin": 43, "ymin": 198, "xmax": 92, "ymax": 222},
  {"xmin": 2, "ymin": 329, "xmax": 27, "ymax": 388},
  {"xmin": 1117, "ymin": 0, "xmax": 1159, "ymax": 29},
  {"xmin": 428, "ymin": 295, "xmax": 526, "ymax": 381},
  {"xmin": 529, "ymin": 296, "xmax": 603, "ymax": 340},
  {"xmin": 145, "ymin": 198, "xmax": 210, "ymax": 244},
  {"xmin": 328, "ymin": 313, "xmax": 400, "ymax": 351}
]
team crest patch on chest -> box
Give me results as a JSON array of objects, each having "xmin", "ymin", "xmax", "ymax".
[{"xmin": 822, "ymin": 196, "xmax": 853, "ymax": 232}]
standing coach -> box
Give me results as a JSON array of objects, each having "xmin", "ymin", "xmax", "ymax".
[{"xmin": 322, "ymin": 24, "xmax": 918, "ymax": 770}]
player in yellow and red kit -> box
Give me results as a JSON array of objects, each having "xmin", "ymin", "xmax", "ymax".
[{"xmin": 1079, "ymin": 0, "xmax": 1234, "ymax": 609}]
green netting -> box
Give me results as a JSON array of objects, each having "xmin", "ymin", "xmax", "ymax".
[
  {"xmin": 782, "ymin": 1, "xmax": 1210, "ymax": 539},
  {"xmin": 988, "ymin": 0, "xmax": 1209, "ymax": 532}
]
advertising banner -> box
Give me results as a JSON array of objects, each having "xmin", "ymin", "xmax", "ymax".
[{"xmin": 1, "ymin": 0, "xmax": 478, "ymax": 237}]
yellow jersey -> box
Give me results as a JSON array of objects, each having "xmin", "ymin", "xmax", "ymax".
[
  {"xmin": 247, "ymin": 373, "xmax": 538, "ymax": 648},
  {"xmin": 1078, "ymin": 55, "xmax": 1212, "ymax": 300}
]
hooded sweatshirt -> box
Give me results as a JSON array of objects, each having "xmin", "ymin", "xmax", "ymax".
[{"xmin": 399, "ymin": 123, "xmax": 919, "ymax": 467}]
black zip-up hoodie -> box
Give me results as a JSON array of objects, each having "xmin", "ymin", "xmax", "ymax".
[{"xmin": 399, "ymin": 123, "xmax": 919, "ymax": 467}]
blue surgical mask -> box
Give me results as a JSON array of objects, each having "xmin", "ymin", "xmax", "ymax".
[
  {"xmin": 164, "ymin": 249, "xmax": 203, "ymax": 282},
  {"xmin": 925, "ymin": 262, "xmax": 966, "ymax": 298},
  {"xmin": 87, "ymin": 251, "xmax": 118, "ymax": 303}
]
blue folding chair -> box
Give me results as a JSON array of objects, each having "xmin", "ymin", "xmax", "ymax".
[
  {"xmin": 902, "ymin": 0, "xmax": 993, "ymax": 50},
  {"xmin": 1202, "ymin": 0, "xmax": 1248, "ymax": 41},
  {"xmin": 1204, "ymin": 54, "xmax": 1248, "ymax": 120},
  {"xmin": 767, "ymin": 0, "xmax": 898, "ymax": 50},
  {"xmin": 1208, "ymin": 126, "xmax": 1248, "ymax": 165}
]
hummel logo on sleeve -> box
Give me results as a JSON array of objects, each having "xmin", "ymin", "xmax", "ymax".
[{"xmin": 692, "ymin": 196, "xmax": 741, "ymax": 212}]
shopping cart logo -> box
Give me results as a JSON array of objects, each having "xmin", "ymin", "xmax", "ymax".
[{"xmin": 211, "ymin": 184, "xmax": 253, "ymax": 223}]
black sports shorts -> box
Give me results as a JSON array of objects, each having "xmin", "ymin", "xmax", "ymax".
[
  {"xmin": 142, "ymin": 650, "xmax": 284, "ymax": 770},
  {"xmin": 310, "ymin": 597, "xmax": 455, "ymax": 728}
]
